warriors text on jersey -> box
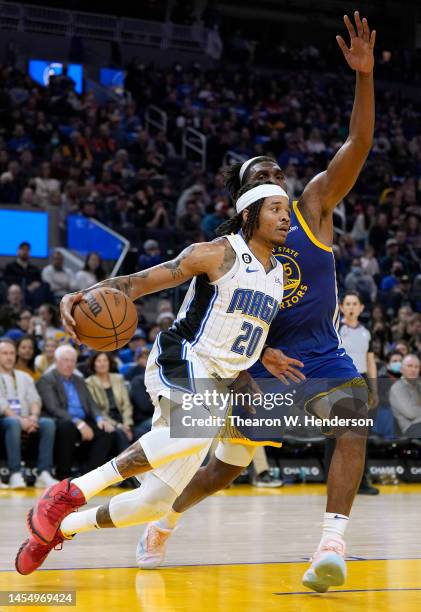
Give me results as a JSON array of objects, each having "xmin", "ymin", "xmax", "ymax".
[
  {"xmin": 148, "ymin": 233, "xmax": 284, "ymax": 390},
  {"xmin": 250, "ymin": 200, "xmax": 343, "ymax": 380}
]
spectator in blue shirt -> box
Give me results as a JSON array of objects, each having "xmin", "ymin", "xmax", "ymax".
[
  {"xmin": 201, "ymin": 201, "xmax": 229, "ymax": 240},
  {"xmin": 7, "ymin": 124, "xmax": 34, "ymax": 153},
  {"xmin": 37, "ymin": 345, "xmax": 114, "ymax": 480},
  {"xmin": 138, "ymin": 240, "xmax": 164, "ymax": 271}
]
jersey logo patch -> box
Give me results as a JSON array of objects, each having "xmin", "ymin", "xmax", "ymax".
[
  {"xmin": 242, "ymin": 253, "xmax": 252, "ymax": 264},
  {"xmin": 274, "ymin": 246, "xmax": 308, "ymax": 309},
  {"xmin": 246, "ymin": 266, "xmax": 259, "ymax": 273}
]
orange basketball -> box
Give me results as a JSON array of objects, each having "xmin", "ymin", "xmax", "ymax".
[{"xmin": 73, "ymin": 287, "xmax": 138, "ymax": 351}]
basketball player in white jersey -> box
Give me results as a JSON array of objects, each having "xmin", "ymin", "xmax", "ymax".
[{"xmin": 16, "ymin": 181, "xmax": 305, "ymax": 574}]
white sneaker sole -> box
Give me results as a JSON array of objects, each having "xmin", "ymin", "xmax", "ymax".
[{"xmin": 302, "ymin": 553, "xmax": 346, "ymax": 593}]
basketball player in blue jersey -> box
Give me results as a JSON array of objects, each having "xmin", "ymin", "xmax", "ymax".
[
  {"xmin": 16, "ymin": 181, "xmax": 307, "ymax": 575},
  {"xmin": 136, "ymin": 12, "xmax": 376, "ymax": 593}
]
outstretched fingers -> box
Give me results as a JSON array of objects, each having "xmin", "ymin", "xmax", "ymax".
[
  {"xmin": 362, "ymin": 17, "xmax": 370, "ymax": 42},
  {"xmin": 354, "ymin": 11, "xmax": 364, "ymax": 37},
  {"xmin": 343, "ymin": 14, "xmax": 356, "ymax": 39},
  {"xmin": 336, "ymin": 35, "xmax": 349, "ymax": 57}
]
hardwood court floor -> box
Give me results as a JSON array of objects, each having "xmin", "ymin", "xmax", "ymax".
[{"xmin": 1, "ymin": 483, "xmax": 421, "ymax": 611}]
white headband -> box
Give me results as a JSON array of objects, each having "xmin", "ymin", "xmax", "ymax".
[
  {"xmin": 239, "ymin": 157, "xmax": 261, "ymax": 182},
  {"xmin": 236, "ymin": 184, "xmax": 289, "ymax": 214},
  {"xmin": 239, "ymin": 157, "xmax": 282, "ymax": 183}
]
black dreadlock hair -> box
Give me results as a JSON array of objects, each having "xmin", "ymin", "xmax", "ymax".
[
  {"xmin": 215, "ymin": 180, "xmax": 276, "ymax": 242},
  {"xmin": 221, "ymin": 155, "xmax": 277, "ymax": 200}
]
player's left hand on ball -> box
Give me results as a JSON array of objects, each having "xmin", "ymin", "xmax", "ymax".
[
  {"xmin": 261, "ymin": 348, "xmax": 305, "ymax": 385},
  {"xmin": 336, "ymin": 11, "xmax": 376, "ymax": 74},
  {"xmin": 60, "ymin": 292, "xmax": 83, "ymax": 342}
]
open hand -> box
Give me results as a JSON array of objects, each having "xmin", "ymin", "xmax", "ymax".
[
  {"xmin": 261, "ymin": 348, "xmax": 305, "ymax": 385},
  {"xmin": 60, "ymin": 292, "xmax": 84, "ymax": 342},
  {"xmin": 336, "ymin": 11, "xmax": 376, "ymax": 75}
]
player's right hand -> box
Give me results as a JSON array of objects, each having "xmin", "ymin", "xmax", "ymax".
[
  {"xmin": 60, "ymin": 292, "xmax": 83, "ymax": 342},
  {"xmin": 261, "ymin": 348, "xmax": 305, "ymax": 385}
]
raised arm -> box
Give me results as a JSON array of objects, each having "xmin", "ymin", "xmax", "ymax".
[
  {"xmin": 61, "ymin": 239, "xmax": 235, "ymax": 340},
  {"xmin": 300, "ymin": 12, "xmax": 375, "ymax": 219}
]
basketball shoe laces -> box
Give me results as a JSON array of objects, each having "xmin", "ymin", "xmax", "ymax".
[
  {"xmin": 147, "ymin": 527, "xmax": 168, "ymax": 552},
  {"xmin": 311, "ymin": 539, "xmax": 346, "ymax": 562},
  {"xmin": 43, "ymin": 490, "xmax": 81, "ymax": 528}
]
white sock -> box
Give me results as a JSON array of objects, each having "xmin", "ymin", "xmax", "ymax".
[
  {"xmin": 319, "ymin": 512, "xmax": 349, "ymax": 547},
  {"xmin": 156, "ymin": 508, "xmax": 182, "ymax": 530},
  {"xmin": 71, "ymin": 459, "xmax": 123, "ymax": 501},
  {"xmin": 61, "ymin": 506, "xmax": 100, "ymax": 537}
]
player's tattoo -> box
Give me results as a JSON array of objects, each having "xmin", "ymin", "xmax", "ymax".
[
  {"xmin": 115, "ymin": 441, "xmax": 152, "ymax": 477},
  {"xmin": 163, "ymin": 244, "xmax": 196, "ymax": 281},
  {"xmin": 96, "ymin": 503, "xmax": 116, "ymax": 528},
  {"xmin": 133, "ymin": 270, "xmax": 150, "ymax": 279},
  {"xmin": 217, "ymin": 239, "xmax": 236, "ymax": 275},
  {"xmin": 94, "ymin": 276, "xmax": 134, "ymax": 297},
  {"xmin": 111, "ymin": 277, "xmax": 133, "ymax": 295}
]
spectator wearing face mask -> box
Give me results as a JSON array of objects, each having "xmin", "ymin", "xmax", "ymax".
[
  {"xmin": 373, "ymin": 350, "xmax": 404, "ymax": 440},
  {"xmin": 378, "ymin": 350, "xmax": 403, "ymax": 380}
]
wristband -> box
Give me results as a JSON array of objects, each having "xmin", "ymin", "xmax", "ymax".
[{"xmin": 76, "ymin": 421, "xmax": 86, "ymax": 431}]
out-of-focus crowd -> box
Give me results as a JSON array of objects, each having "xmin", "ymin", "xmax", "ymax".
[{"xmin": 0, "ymin": 49, "xmax": 420, "ymax": 484}]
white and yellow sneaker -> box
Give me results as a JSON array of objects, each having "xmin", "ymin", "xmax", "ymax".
[
  {"xmin": 136, "ymin": 523, "xmax": 174, "ymax": 569},
  {"xmin": 302, "ymin": 538, "xmax": 346, "ymax": 593}
]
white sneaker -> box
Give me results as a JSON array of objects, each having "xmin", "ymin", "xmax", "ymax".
[
  {"xmin": 9, "ymin": 472, "xmax": 27, "ymax": 489},
  {"xmin": 34, "ymin": 471, "xmax": 59, "ymax": 488},
  {"xmin": 302, "ymin": 538, "xmax": 347, "ymax": 593},
  {"xmin": 136, "ymin": 523, "xmax": 173, "ymax": 569}
]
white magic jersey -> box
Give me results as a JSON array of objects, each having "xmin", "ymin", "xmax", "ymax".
[{"xmin": 160, "ymin": 232, "xmax": 284, "ymax": 381}]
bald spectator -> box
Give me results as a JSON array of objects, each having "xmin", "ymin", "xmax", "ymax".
[
  {"xmin": 6, "ymin": 284, "xmax": 26, "ymax": 316},
  {"xmin": 37, "ymin": 345, "xmax": 114, "ymax": 480},
  {"xmin": 389, "ymin": 355, "xmax": 421, "ymax": 437},
  {"xmin": 41, "ymin": 249, "xmax": 76, "ymax": 300}
]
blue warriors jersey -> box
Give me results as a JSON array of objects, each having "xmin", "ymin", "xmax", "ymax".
[
  {"xmin": 224, "ymin": 201, "xmax": 366, "ymax": 446},
  {"xmin": 249, "ymin": 200, "xmax": 356, "ymax": 380}
]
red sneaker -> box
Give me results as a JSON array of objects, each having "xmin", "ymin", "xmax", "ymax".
[
  {"xmin": 15, "ymin": 530, "xmax": 69, "ymax": 575},
  {"xmin": 27, "ymin": 478, "xmax": 86, "ymax": 545}
]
